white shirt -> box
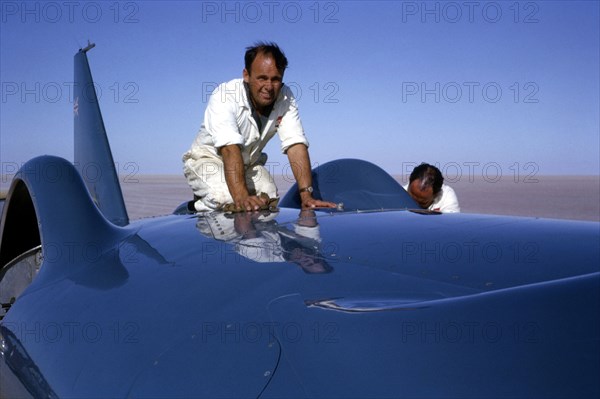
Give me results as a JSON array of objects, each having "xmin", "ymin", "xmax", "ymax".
[
  {"xmin": 186, "ymin": 78, "xmax": 308, "ymax": 166},
  {"xmin": 403, "ymin": 183, "xmax": 460, "ymax": 213},
  {"xmin": 195, "ymin": 212, "xmax": 322, "ymax": 264}
]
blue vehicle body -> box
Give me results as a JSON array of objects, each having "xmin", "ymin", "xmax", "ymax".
[{"xmin": 0, "ymin": 45, "xmax": 598, "ymax": 398}]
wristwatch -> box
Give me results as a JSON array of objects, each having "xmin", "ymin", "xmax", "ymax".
[{"xmin": 299, "ymin": 186, "xmax": 313, "ymax": 194}]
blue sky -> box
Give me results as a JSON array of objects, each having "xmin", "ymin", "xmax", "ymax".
[{"xmin": 1, "ymin": 1, "xmax": 599, "ymax": 181}]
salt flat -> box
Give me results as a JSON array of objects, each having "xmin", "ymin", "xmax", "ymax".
[{"xmin": 117, "ymin": 175, "xmax": 600, "ymax": 222}]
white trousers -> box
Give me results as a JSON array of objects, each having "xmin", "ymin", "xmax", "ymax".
[{"xmin": 183, "ymin": 149, "xmax": 278, "ymax": 212}]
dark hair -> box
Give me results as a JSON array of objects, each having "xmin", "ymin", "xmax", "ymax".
[
  {"xmin": 280, "ymin": 234, "xmax": 334, "ymax": 274},
  {"xmin": 409, "ymin": 163, "xmax": 444, "ymax": 195},
  {"xmin": 244, "ymin": 41, "xmax": 288, "ymax": 75}
]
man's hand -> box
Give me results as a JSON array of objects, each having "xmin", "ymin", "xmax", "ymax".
[
  {"xmin": 221, "ymin": 144, "xmax": 268, "ymax": 211},
  {"xmin": 233, "ymin": 212, "xmax": 262, "ymax": 237},
  {"xmin": 232, "ymin": 194, "xmax": 269, "ymax": 212},
  {"xmin": 300, "ymin": 191, "xmax": 337, "ymax": 209}
]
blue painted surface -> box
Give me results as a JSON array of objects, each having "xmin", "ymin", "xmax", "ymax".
[
  {"xmin": 280, "ymin": 158, "xmax": 418, "ymax": 211},
  {"xmin": 74, "ymin": 47, "xmax": 129, "ymax": 226},
  {"xmin": 1, "ymin": 196, "xmax": 599, "ymax": 397},
  {"xmin": 0, "ymin": 45, "xmax": 599, "ymax": 398}
]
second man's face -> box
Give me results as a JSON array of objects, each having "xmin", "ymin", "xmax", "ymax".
[
  {"xmin": 408, "ymin": 180, "xmax": 435, "ymax": 209},
  {"xmin": 243, "ymin": 53, "xmax": 283, "ymax": 113}
]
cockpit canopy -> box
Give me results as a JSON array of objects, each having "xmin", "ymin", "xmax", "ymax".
[{"xmin": 280, "ymin": 159, "xmax": 417, "ymax": 211}]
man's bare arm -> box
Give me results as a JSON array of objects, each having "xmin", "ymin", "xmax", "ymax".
[
  {"xmin": 220, "ymin": 144, "xmax": 267, "ymax": 211},
  {"xmin": 286, "ymin": 143, "xmax": 337, "ymax": 209}
]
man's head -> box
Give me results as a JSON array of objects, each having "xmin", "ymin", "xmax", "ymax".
[
  {"xmin": 243, "ymin": 42, "xmax": 288, "ymax": 113},
  {"xmin": 407, "ymin": 163, "xmax": 444, "ymax": 209}
]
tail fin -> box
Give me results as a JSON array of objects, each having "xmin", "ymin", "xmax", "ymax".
[{"xmin": 73, "ymin": 43, "xmax": 129, "ymax": 226}]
